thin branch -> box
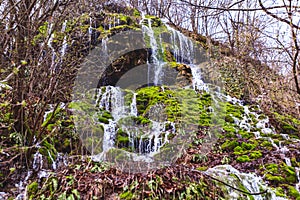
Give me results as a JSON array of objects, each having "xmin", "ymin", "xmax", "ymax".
[
  {"xmin": 179, "ymin": 0, "xmax": 300, "ymax": 12},
  {"xmin": 258, "ymin": 0, "xmax": 300, "ymax": 30}
]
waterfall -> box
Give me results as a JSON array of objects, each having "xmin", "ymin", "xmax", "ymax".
[
  {"xmin": 205, "ymin": 165, "xmax": 287, "ymax": 200},
  {"xmin": 296, "ymin": 167, "xmax": 300, "ymax": 193},
  {"xmin": 165, "ymin": 24, "xmax": 208, "ymax": 91},
  {"xmin": 91, "ymin": 16, "xmax": 211, "ymax": 168},
  {"xmin": 142, "ymin": 17, "xmax": 164, "ymax": 85},
  {"xmin": 130, "ymin": 92, "xmax": 138, "ymax": 116}
]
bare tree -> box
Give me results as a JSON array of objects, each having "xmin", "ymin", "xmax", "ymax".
[{"xmin": 258, "ymin": 0, "xmax": 300, "ymax": 94}]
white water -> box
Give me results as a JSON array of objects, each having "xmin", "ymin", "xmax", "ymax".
[
  {"xmin": 206, "ymin": 165, "xmax": 287, "ymax": 200},
  {"xmin": 296, "ymin": 167, "xmax": 300, "ymax": 193},
  {"xmin": 130, "ymin": 92, "xmax": 138, "ymax": 116},
  {"xmin": 15, "ymin": 150, "xmax": 68, "ymax": 199},
  {"xmin": 142, "ymin": 17, "xmax": 164, "ymax": 85},
  {"xmin": 94, "ymin": 86, "xmax": 175, "ymax": 156}
]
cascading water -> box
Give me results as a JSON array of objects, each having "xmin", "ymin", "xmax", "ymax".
[
  {"xmin": 205, "ymin": 165, "xmax": 287, "ymax": 200},
  {"xmin": 70, "ymin": 12, "xmax": 299, "ymax": 197},
  {"xmin": 93, "ymin": 86, "xmax": 176, "ymax": 160},
  {"xmin": 91, "ymin": 16, "xmax": 205, "ymax": 164},
  {"xmin": 142, "ymin": 17, "xmax": 165, "ymax": 85}
]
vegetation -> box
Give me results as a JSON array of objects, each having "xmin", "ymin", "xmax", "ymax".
[{"xmin": 0, "ymin": 0, "xmax": 299, "ymax": 199}]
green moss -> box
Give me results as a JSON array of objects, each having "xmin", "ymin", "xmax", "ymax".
[
  {"xmin": 291, "ymin": 157, "xmax": 300, "ymax": 167},
  {"xmin": 281, "ymin": 163, "xmax": 297, "ymax": 183},
  {"xmin": 144, "ymin": 15, "xmax": 162, "ymax": 27},
  {"xmin": 260, "ymin": 140, "xmax": 273, "ymax": 148},
  {"xmin": 265, "ymin": 174, "xmax": 284, "ymax": 183},
  {"xmin": 223, "ymin": 125, "xmax": 236, "ymax": 133},
  {"xmin": 223, "ymin": 102, "xmax": 245, "ymax": 119},
  {"xmin": 225, "ymin": 115, "xmax": 234, "ymax": 123},
  {"xmin": 275, "ymin": 187, "xmax": 286, "ymax": 197},
  {"xmin": 221, "ymin": 140, "xmax": 239, "ymax": 151},
  {"xmin": 102, "ymin": 111, "xmax": 113, "ymax": 119},
  {"xmin": 27, "ymin": 181, "xmax": 38, "ymax": 199},
  {"xmin": 133, "ymin": 9, "xmax": 140, "ymax": 17},
  {"xmin": 249, "ymin": 151, "xmax": 262, "ymax": 159},
  {"xmin": 265, "ymin": 163, "xmax": 279, "ymax": 173},
  {"xmin": 234, "ymin": 146, "xmax": 243, "ymax": 155},
  {"xmin": 264, "ymin": 162, "xmax": 297, "ymax": 184},
  {"xmin": 272, "ymin": 112, "xmax": 300, "ymax": 135},
  {"xmin": 196, "ymin": 166, "xmax": 208, "ymax": 171},
  {"xmin": 289, "ymin": 186, "xmax": 300, "ymax": 198},
  {"xmin": 241, "ymin": 142, "xmax": 256, "ymax": 150},
  {"xmin": 98, "ymin": 116, "xmax": 109, "ymax": 124},
  {"xmin": 239, "ymin": 130, "xmax": 252, "ymax": 139},
  {"xmin": 282, "ymin": 123, "xmax": 297, "ymax": 133},
  {"xmin": 134, "ymin": 116, "xmax": 151, "ymax": 125},
  {"xmin": 39, "ymin": 140, "xmax": 57, "ymax": 164},
  {"xmin": 236, "ymin": 155, "xmax": 250, "ymax": 162}
]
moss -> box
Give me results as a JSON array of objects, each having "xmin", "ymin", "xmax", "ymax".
[
  {"xmin": 239, "ymin": 130, "xmax": 252, "ymax": 139},
  {"xmin": 98, "ymin": 116, "xmax": 109, "ymax": 124},
  {"xmin": 134, "ymin": 116, "xmax": 151, "ymax": 125},
  {"xmin": 265, "ymin": 174, "xmax": 284, "ymax": 183},
  {"xmin": 274, "ymin": 187, "xmax": 286, "ymax": 197},
  {"xmin": 163, "ymin": 49, "xmax": 176, "ymax": 62},
  {"xmin": 265, "ymin": 163, "xmax": 279, "ymax": 173},
  {"xmin": 222, "ymin": 102, "xmax": 244, "ymax": 119},
  {"xmin": 291, "ymin": 157, "xmax": 300, "ymax": 167},
  {"xmin": 197, "ymin": 166, "xmax": 208, "ymax": 171},
  {"xmin": 236, "ymin": 155, "xmax": 250, "ymax": 162},
  {"xmin": 249, "ymin": 151, "xmax": 262, "ymax": 159},
  {"xmin": 242, "ymin": 142, "xmax": 256, "ymax": 150},
  {"xmin": 264, "ymin": 163, "xmax": 297, "ymax": 184},
  {"xmin": 283, "ymin": 167, "xmax": 297, "ymax": 183},
  {"xmin": 233, "ymin": 146, "xmax": 243, "ymax": 155},
  {"xmin": 223, "ymin": 125, "xmax": 236, "ymax": 133},
  {"xmin": 144, "ymin": 15, "xmax": 162, "ymax": 27},
  {"xmin": 225, "ymin": 115, "xmax": 234, "ymax": 123},
  {"xmin": 109, "ymin": 24, "xmax": 141, "ymax": 33},
  {"xmin": 133, "ymin": 9, "xmax": 140, "ymax": 17},
  {"xmin": 282, "ymin": 123, "xmax": 297, "ymax": 133},
  {"xmin": 221, "ymin": 140, "xmax": 239, "ymax": 151},
  {"xmin": 27, "ymin": 181, "xmax": 38, "ymax": 198},
  {"xmin": 102, "ymin": 111, "xmax": 113, "ymax": 119},
  {"xmin": 39, "ymin": 140, "xmax": 57, "ymax": 164},
  {"xmin": 272, "ymin": 112, "xmax": 300, "ymax": 135},
  {"xmin": 288, "ymin": 186, "xmax": 300, "ymax": 198},
  {"xmin": 260, "ymin": 140, "xmax": 274, "ymax": 148}
]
